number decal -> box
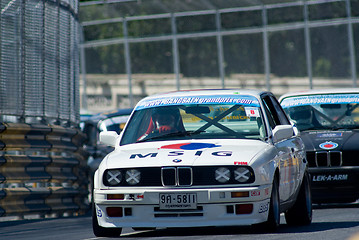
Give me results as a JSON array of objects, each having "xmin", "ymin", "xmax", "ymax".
[
  {"xmin": 258, "ymin": 202, "xmax": 269, "ymax": 213},
  {"xmin": 96, "ymin": 207, "xmax": 103, "ymax": 217},
  {"xmin": 245, "ymin": 107, "xmax": 260, "ymax": 117}
]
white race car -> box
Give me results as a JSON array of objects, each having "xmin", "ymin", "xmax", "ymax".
[{"xmin": 92, "ymin": 89, "xmax": 312, "ymax": 237}]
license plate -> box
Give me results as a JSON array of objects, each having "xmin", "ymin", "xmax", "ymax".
[{"xmin": 159, "ymin": 193, "xmax": 197, "ymax": 210}]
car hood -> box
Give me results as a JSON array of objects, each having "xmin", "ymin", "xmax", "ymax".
[
  {"xmin": 300, "ymin": 130, "xmax": 359, "ymax": 151},
  {"xmin": 101, "ymin": 139, "xmax": 272, "ymax": 169}
]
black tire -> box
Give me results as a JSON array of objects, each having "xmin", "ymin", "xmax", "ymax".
[
  {"xmin": 285, "ymin": 171, "xmax": 312, "ymax": 226},
  {"xmin": 92, "ymin": 203, "xmax": 122, "ymax": 237},
  {"xmin": 265, "ymin": 174, "xmax": 281, "ymax": 231},
  {"xmin": 254, "ymin": 175, "xmax": 280, "ymax": 232}
]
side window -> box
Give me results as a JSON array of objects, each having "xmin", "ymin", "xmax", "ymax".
[
  {"xmin": 269, "ymin": 96, "xmax": 291, "ymax": 125},
  {"xmin": 263, "ymin": 94, "xmax": 293, "ymax": 128},
  {"xmin": 262, "ymin": 100, "xmax": 276, "ymax": 129},
  {"xmin": 262, "ymin": 95, "xmax": 281, "ymax": 127}
]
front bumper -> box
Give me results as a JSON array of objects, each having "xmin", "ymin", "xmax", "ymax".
[
  {"xmin": 309, "ymin": 167, "xmax": 359, "ymax": 203},
  {"xmin": 94, "ymin": 185, "xmax": 272, "ymax": 228}
]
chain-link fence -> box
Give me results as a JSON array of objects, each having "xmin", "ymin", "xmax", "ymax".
[
  {"xmin": 80, "ymin": 0, "xmax": 359, "ymax": 112},
  {"xmin": 0, "ymin": 0, "xmax": 80, "ymax": 126},
  {"xmin": 0, "ymin": 1, "xmax": 90, "ymax": 220}
]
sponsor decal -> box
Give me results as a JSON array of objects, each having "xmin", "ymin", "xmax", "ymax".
[
  {"xmin": 251, "ymin": 190, "xmax": 260, "ymax": 197},
  {"xmin": 128, "ymin": 143, "xmax": 231, "ymax": 159},
  {"xmin": 234, "ymin": 161, "xmax": 248, "ymax": 165},
  {"xmin": 317, "ymin": 132, "xmax": 343, "ymax": 138},
  {"xmin": 212, "ymin": 151, "xmax": 232, "ymax": 156},
  {"xmin": 96, "ymin": 207, "xmax": 103, "ymax": 217},
  {"xmin": 135, "ymin": 95, "xmax": 260, "ymax": 110},
  {"xmin": 312, "ymin": 174, "xmax": 348, "ymax": 182},
  {"xmin": 281, "ymin": 94, "xmax": 359, "ymax": 108},
  {"xmin": 258, "ymin": 202, "xmax": 269, "ymax": 213},
  {"xmin": 130, "ymin": 153, "xmax": 158, "ymax": 159},
  {"xmin": 265, "ymin": 188, "xmax": 269, "ymax": 196},
  {"xmin": 137, "ymin": 194, "xmax": 144, "ymax": 199},
  {"xmin": 245, "ymin": 107, "xmax": 260, "ymax": 117},
  {"xmin": 160, "ymin": 142, "xmax": 220, "ymax": 150},
  {"xmin": 130, "ymin": 150, "xmax": 232, "ymax": 159},
  {"xmin": 319, "ymin": 141, "xmax": 338, "ymax": 150}
]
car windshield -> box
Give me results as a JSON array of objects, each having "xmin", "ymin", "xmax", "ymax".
[
  {"xmin": 120, "ymin": 104, "xmax": 266, "ymax": 145},
  {"xmin": 281, "ymin": 93, "xmax": 359, "ymax": 131}
]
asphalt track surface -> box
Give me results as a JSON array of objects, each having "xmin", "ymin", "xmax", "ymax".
[{"xmin": 0, "ymin": 203, "xmax": 358, "ymax": 240}]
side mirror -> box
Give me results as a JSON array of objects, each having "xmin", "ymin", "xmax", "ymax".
[
  {"xmin": 99, "ymin": 131, "xmax": 119, "ymax": 147},
  {"xmin": 272, "ymin": 125, "xmax": 294, "ymax": 142}
]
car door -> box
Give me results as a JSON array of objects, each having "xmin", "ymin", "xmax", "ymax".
[{"xmin": 261, "ymin": 94, "xmax": 301, "ymax": 203}]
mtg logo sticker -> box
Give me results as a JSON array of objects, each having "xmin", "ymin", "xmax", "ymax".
[
  {"xmin": 129, "ymin": 143, "xmax": 232, "ymax": 159},
  {"xmin": 319, "ymin": 141, "xmax": 338, "ymax": 150}
]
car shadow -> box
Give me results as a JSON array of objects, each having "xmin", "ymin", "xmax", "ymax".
[
  {"xmin": 313, "ymin": 201, "xmax": 359, "ymax": 209},
  {"xmin": 120, "ymin": 219, "xmax": 359, "ymax": 238},
  {"xmin": 120, "ymin": 203, "xmax": 359, "ymax": 238}
]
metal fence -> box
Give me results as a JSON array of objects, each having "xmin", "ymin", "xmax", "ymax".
[
  {"xmin": 0, "ymin": 0, "xmax": 80, "ymax": 126},
  {"xmin": 0, "ymin": 0, "xmax": 89, "ymax": 220},
  {"xmin": 80, "ymin": 0, "xmax": 359, "ymax": 110}
]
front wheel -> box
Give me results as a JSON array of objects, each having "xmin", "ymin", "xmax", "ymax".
[
  {"xmin": 285, "ymin": 171, "xmax": 312, "ymax": 226},
  {"xmin": 92, "ymin": 204, "xmax": 122, "ymax": 237},
  {"xmin": 254, "ymin": 175, "xmax": 280, "ymax": 232},
  {"xmin": 266, "ymin": 174, "xmax": 281, "ymax": 231}
]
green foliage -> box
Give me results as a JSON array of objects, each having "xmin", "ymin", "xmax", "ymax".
[
  {"xmin": 179, "ymin": 37, "xmax": 219, "ymax": 77},
  {"xmin": 223, "ymin": 34, "xmax": 264, "ymax": 75},
  {"xmin": 269, "ymin": 30, "xmax": 307, "ymax": 77},
  {"xmin": 314, "ymin": 58, "xmax": 331, "ymax": 78},
  {"xmin": 128, "ymin": 19, "xmax": 171, "ymax": 37},
  {"xmin": 130, "ymin": 41, "xmax": 173, "ymax": 74},
  {"xmin": 221, "ymin": 10, "xmax": 262, "ymax": 29}
]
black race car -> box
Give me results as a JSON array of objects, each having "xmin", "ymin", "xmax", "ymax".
[
  {"xmin": 280, "ymin": 89, "xmax": 359, "ymax": 204},
  {"xmin": 82, "ymin": 108, "xmax": 133, "ymax": 173}
]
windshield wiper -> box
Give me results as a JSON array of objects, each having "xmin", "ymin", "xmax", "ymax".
[{"xmin": 137, "ymin": 130, "xmax": 204, "ymax": 143}]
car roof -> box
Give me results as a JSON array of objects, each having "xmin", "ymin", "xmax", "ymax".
[
  {"xmin": 138, "ymin": 88, "xmax": 269, "ymax": 103},
  {"xmin": 86, "ymin": 108, "xmax": 133, "ymax": 123},
  {"xmin": 279, "ymin": 88, "xmax": 359, "ymax": 102}
]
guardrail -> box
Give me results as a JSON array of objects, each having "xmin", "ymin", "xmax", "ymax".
[{"xmin": 0, "ymin": 123, "xmax": 89, "ymax": 219}]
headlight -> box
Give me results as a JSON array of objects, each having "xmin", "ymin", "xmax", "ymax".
[
  {"xmin": 215, "ymin": 167, "xmax": 231, "ymax": 183},
  {"xmin": 106, "ymin": 169, "xmax": 122, "ymax": 186},
  {"xmin": 125, "ymin": 169, "xmax": 141, "ymax": 185},
  {"xmin": 234, "ymin": 167, "xmax": 251, "ymax": 183}
]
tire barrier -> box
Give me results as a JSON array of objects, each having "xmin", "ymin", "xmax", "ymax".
[{"xmin": 0, "ymin": 123, "xmax": 89, "ymax": 219}]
